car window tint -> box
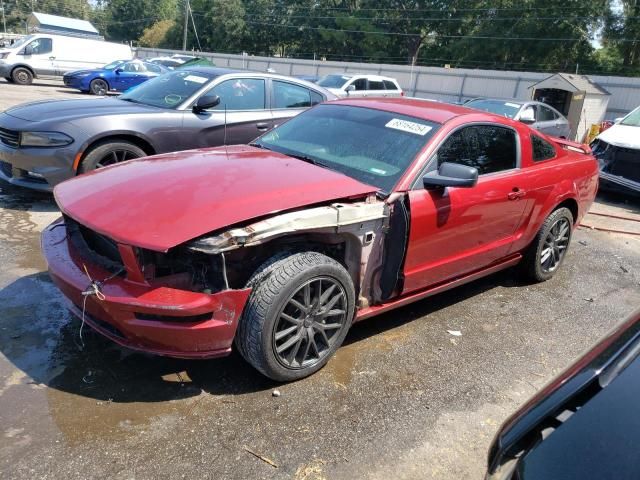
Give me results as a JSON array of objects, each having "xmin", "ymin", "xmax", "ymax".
[
  {"xmin": 369, "ymin": 80, "xmax": 385, "ymax": 90},
  {"xmin": 273, "ymin": 81, "xmax": 312, "ymax": 109},
  {"xmin": 352, "ymin": 78, "xmax": 367, "ymax": 90},
  {"xmin": 28, "ymin": 38, "xmax": 52, "ymax": 54},
  {"xmin": 383, "ymin": 80, "xmax": 398, "ymax": 90},
  {"xmin": 437, "ymin": 125, "xmax": 517, "ymax": 175},
  {"xmin": 211, "ymin": 78, "xmax": 266, "ymax": 111},
  {"xmin": 310, "ymin": 90, "xmax": 324, "ymax": 105},
  {"xmin": 531, "ymin": 135, "xmax": 556, "ymax": 161},
  {"xmin": 537, "ymin": 106, "xmax": 556, "ymax": 122}
]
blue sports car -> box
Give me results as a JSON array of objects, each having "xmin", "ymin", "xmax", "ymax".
[{"xmin": 63, "ymin": 60, "xmax": 168, "ymax": 95}]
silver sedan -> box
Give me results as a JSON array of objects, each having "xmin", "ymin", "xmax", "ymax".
[{"xmin": 465, "ymin": 98, "xmax": 571, "ymax": 139}]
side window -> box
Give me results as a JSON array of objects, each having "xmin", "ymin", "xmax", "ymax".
[
  {"xmin": 368, "ymin": 80, "xmax": 385, "ymax": 90},
  {"xmin": 310, "ymin": 90, "xmax": 324, "ymax": 105},
  {"xmin": 383, "ymin": 80, "xmax": 398, "ymax": 90},
  {"xmin": 273, "ymin": 80, "xmax": 311, "ymax": 109},
  {"xmin": 437, "ymin": 125, "xmax": 517, "ymax": 175},
  {"xmin": 26, "ymin": 38, "xmax": 52, "ymax": 55},
  {"xmin": 537, "ymin": 106, "xmax": 556, "ymax": 122},
  {"xmin": 124, "ymin": 62, "xmax": 145, "ymax": 72},
  {"xmin": 147, "ymin": 63, "xmax": 163, "ymax": 74},
  {"xmin": 210, "ymin": 78, "xmax": 266, "ymax": 111},
  {"xmin": 531, "ymin": 134, "xmax": 556, "ymax": 162},
  {"xmin": 351, "ymin": 78, "xmax": 367, "ymax": 90}
]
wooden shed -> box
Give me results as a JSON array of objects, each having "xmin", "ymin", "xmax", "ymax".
[{"xmin": 529, "ymin": 73, "xmax": 610, "ymax": 142}]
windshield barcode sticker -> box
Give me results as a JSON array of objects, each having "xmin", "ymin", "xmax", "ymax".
[
  {"xmin": 184, "ymin": 75, "xmax": 208, "ymax": 84},
  {"xmin": 505, "ymin": 102, "xmax": 521, "ymax": 108},
  {"xmin": 385, "ymin": 118, "xmax": 432, "ymax": 136}
]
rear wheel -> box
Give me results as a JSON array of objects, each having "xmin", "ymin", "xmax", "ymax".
[
  {"xmin": 236, "ymin": 252, "xmax": 355, "ymax": 381},
  {"xmin": 89, "ymin": 78, "xmax": 109, "ymax": 95},
  {"xmin": 78, "ymin": 140, "xmax": 146, "ymax": 173},
  {"xmin": 11, "ymin": 67, "xmax": 33, "ymax": 85},
  {"xmin": 521, "ymin": 207, "xmax": 574, "ymax": 282}
]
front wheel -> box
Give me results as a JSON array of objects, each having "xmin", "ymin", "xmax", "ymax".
[
  {"xmin": 236, "ymin": 252, "xmax": 355, "ymax": 381},
  {"xmin": 11, "ymin": 67, "xmax": 33, "ymax": 85},
  {"xmin": 78, "ymin": 140, "xmax": 146, "ymax": 173},
  {"xmin": 521, "ymin": 207, "xmax": 574, "ymax": 282},
  {"xmin": 89, "ymin": 78, "xmax": 109, "ymax": 95}
]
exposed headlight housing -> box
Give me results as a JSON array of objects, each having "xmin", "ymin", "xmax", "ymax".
[{"xmin": 20, "ymin": 131, "xmax": 73, "ymax": 148}]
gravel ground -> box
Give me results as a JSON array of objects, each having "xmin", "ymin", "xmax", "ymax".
[{"xmin": 0, "ymin": 82, "xmax": 639, "ymax": 479}]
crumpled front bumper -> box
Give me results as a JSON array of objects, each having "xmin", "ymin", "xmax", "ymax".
[{"xmin": 41, "ymin": 218, "xmax": 252, "ymax": 359}]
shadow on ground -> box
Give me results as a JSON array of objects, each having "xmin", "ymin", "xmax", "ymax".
[{"xmin": 0, "ymin": 266, "xmax": 521, "ymax": 407}]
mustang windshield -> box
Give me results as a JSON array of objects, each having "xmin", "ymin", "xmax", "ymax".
[
  {"xmin": 119, "ymin": 70, "xmax": 218, "ymax": 109},
  {"xmin": 465, "ymin": 99, "xmax": 522, "ymax": 119},
  {"xmin": 255, "ymin": 104, "xmax": 439, "ymax": 192}
]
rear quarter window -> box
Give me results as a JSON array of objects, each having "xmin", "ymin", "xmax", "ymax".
[
  {"xmin": 383, "ymin": 80, "xmax": 398, "ymax": 90},
  {"xmin": 531, "ymin": 135, "xmax": 556, "ymax": 162}
]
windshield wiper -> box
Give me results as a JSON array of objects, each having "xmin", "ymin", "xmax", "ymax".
[
  {"xmin": 119, "ymin": 97, "xmax": 140, "ymax": 104},
  {"xmin": 286, "ymin": 153, "xmax": 331, "ymax": 169},
  {"xmin": 249, "ymin": 142, "xmax": 271, "ymax": 150}
]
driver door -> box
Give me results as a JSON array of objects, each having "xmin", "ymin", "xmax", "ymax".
[
  {"xmin": 20, "ymin": 37, "xmax": 55, "ymax": 75},
  {"xmin": 181, "ymin": 77, "xmax": 273, "ymax": 147},
  {"xmin": 402, "ymin": 124, "xmax": 529, "ymax": 292}
]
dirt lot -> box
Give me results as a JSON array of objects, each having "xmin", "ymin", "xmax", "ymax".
[{"xmin": 0, "ymin": 81, "xmax": 639, "ymax": 479}]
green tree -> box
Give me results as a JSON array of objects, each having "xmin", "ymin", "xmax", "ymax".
[
  {"xmin": 602, "ymin": 0, "xmax": 640, "ymax": 74},
  {"xmin": 105, "ymin": 0, "xmax": 178, "ymax": 42},
  {"xmin": 139, "ymin": 19, "xmax": 175, "ymax": 48}
]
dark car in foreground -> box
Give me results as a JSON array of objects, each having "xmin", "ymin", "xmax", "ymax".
[
  {"xmin": 62, "ymin": 59, "xmax": 168, "ymax": 95},
  {"xmin": 590, "ymin": 106, "xmax": 640, "ymax": 197},
  {"xmin": 0, "ymin": 67, "xmax": 335, "ymax": 191},
  {"xmin": 465, "ymin": 98, "xmax": 571, "ymax": 139},
  {"xmin": 487, "ymin": 309, "xmax": 640, "ymax": 480},
  {"xmin": 41, "ymin": 98, "xmax": 598, "ymax": 381}
]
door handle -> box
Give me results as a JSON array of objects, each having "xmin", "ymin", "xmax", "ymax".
[
  {"xmin": 256, "ymin": 122, "xmax": 270, "ymax": 130},
  {"xmin": 49, "ymin": 56, "xmax": 56, "ymax": 60},
  {"xmin": 507, "ymin": 188, "xmax": 526, "ymax": 200}
]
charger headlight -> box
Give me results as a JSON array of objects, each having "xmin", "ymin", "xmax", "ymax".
[{"xmin": 20, "ymin": 131, "xmax": 73, "ymax": 147}]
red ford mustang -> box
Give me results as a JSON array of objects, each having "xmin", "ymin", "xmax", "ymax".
[{"xmin": 41, "ymin": 98, "xmax": 598, "ymax": 381}]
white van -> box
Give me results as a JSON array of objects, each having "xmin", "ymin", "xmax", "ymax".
[{"xmin": 0, "ymin": 34, "xmax": 132, "ymax": 85}]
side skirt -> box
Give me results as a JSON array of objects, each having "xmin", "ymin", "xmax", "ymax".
[{"xmin": 355, "ymin": 254, "xmax": 522, "ymax": 321}]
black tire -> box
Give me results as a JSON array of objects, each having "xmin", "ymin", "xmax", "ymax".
[
  {"xmin": 90, "ymin": 78, "xmax": 109, "ymax": 95},
  {"xmin": 236, "ymin": 252, "xmax": 355, "ymax": 382},
  {"xmin": 78, "ymin": 140, "xmax": 146, "ymax": 173},
  {"xmin": 11, "ymin": 67, "xmax": 33, "ymax": 85},
  {"xmin": 4, "ymin": 77, "xmax": 14, "ymax": 83},
  {"xmin": 521, "ymin": 207, "xmax": 574, "ymax": 282}
]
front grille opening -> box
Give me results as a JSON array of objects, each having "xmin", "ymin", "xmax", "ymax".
[
  {"xmin": 134, "ymin": 312, "xmax": 213, "ymax": 323},
  {"xmin": 0, "ymin": 127, "xmax": 19, "ymax": 148},
  {"xmin": 65, "ymin": 216, "xmax": 125, "ymax": 274}
]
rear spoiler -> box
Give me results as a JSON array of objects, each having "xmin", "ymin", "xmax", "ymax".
[{"xmin": 553, "ymin": 137, "xmax": 592, "ymax": 155}]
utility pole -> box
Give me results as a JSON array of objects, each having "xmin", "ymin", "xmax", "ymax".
[
  {"xmin": 182, "ymin": 0, "xmax": 189, "ymax": 51},
  {"xmin": 0, "ymin": 1, "xmax": 6, "ymax": 34}
]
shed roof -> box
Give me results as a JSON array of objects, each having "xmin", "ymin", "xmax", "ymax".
[
  {"xmin": 29, "ymin": 12, "xmax": 99, "ymax": 36},
  {"xmin": 529, "ymin": 73, "xmax": 610, "ymax": 95}
]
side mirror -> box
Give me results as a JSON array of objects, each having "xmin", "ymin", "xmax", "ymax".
[
  {"xmin": 23, "ymin": 45, "xmax": 33, "ymax": 56},
  {"xmin": 423, "ymin": 162, "xmax": 478, "ymax": 189},
  {"xmin": 519, "ymin": 107, "xmax": 536, "ymax": 124},
  {"xmin": 114, "ymin": 68, "xmax": 123, "ymax": 74},
  {"xmin": 193, "ymin": 94, "xmax": 221, "ymax": 113},
  {"xmin": 345, "ymin": 84, "xmax": 356, "ymax": 93}
]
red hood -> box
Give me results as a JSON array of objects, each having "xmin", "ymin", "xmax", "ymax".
[{"xmin": 54, "ymin": 145, "xmax": 377, "ymax": 252}]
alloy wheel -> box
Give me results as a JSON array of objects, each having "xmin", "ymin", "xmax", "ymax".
[
  {"xmin": 540, "ymin": 217, "xmax": 570, "ymax": 273},
  {"xmin": 272, "ymin": 276, "xmax": 348, "ymax": 369},
  {"xmin": 95, "ymin": 149, "xmax": 141, "ymax": 168}
]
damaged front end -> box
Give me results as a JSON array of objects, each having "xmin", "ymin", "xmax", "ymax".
[
  {"xmin": 183, "ymin": 194, "xmax": 402, "ymax": 309},
  {"xmin": 591, "ymin": 138, "xmax": 640, "ymax": 196}
]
